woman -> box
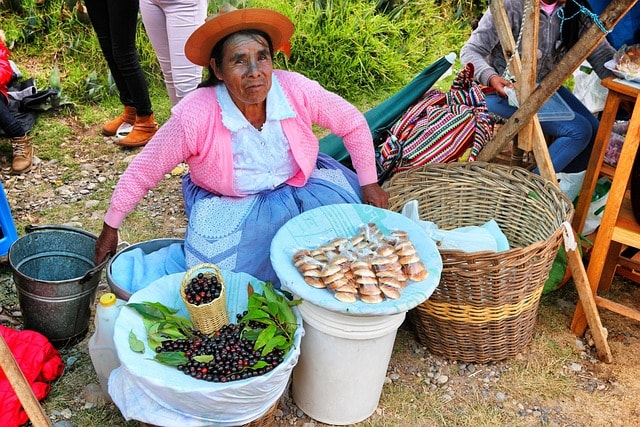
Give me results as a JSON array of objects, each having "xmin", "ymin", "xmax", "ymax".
[
  {"xmin": 0, "ymin": 30, "xmax": 32, "ymax": 174},
  {"xmin": 84, "ymin": 0, "xmax": 158, "ymax": 147},
  {"xmin": 460, "ymin": 0, "xmax": 616, "ymax": 173},
  {"xmin": 94, "ymin": 6, "xmax": 388, "ymax": 286},
  {"xmin": 139, "ymin": 0, "xmax": 208, "ymax": 105}
]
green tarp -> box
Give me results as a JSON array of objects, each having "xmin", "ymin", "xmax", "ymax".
[{"xmin": 319, "ymin": 53, "xmax": 456, "ymax": 164}]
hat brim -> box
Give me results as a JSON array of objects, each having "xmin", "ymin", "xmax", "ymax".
[{"xmin": 185, "ymin": 9, "xmax": 294, "ymax": 67}]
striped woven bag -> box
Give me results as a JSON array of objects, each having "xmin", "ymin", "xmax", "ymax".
[{"xmin": 378, "ymin": 63, "xmax": 493, "ymax": 180}]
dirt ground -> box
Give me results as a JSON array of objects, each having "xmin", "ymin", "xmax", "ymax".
[{"xmin": 1, "ymin": 114, "xmax": 640, "ymax": 426}]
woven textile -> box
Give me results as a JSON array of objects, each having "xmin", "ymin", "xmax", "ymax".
[{"xmin": 378, "ymin": 63, "xmax": 492, "ymax": 176}]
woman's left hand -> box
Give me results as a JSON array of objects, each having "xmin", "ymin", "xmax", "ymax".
[{"xmin": 361, "ymin": 183, "xmax": 389, "ymax": 209}]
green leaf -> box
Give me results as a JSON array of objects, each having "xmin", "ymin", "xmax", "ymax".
[
  {"xmin": 262, "ymin": 335, "xmax": 287, "ymax": 356},
  {"xmin": 126, "ymin": 302, "xmax": 167, "ymax": 321},
  {"xmin": 242, "ymin": 328, "xmax": 262, "ymax": 341},
  {"xmin": 156, "ymin": 322, "xmax": 187, "ymax": 339},
  {"xmin": 255, "ymin": 324, "xmax": 277, "ymax": 350},
  {"xmin": 242, "ymin": 308, "xmax": 271, "ymax": 321},
  {"xmin": 251, "ymin": 360, "xmax": 269, "ymax": 370},
  {"xmin": 129, "ymin": 330, "xmax": 145, "ymax": 353},
  {"xmin": 193, "ymin": 354, "xmax": 214, "ymax": 363},
  {"xmin": 147, "ymin": 335, "xmax": 163, "ymax": 351},
  {"xmin": 154, "ymin": 351, "xmax": 188, "ymax": 366}
]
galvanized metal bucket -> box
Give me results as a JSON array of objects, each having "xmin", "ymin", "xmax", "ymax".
[{"xmin": 8, "ymin": 225, "xmax": 107, "ymax": 346}]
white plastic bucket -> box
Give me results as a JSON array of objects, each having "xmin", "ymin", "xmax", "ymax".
[{"xmin": 292, "ymin": 301, "xmax": 406, "ymax": 425}]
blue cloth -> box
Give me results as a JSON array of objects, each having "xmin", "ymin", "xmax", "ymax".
[
  {"xmin": 588, "ymin": 0, "xmax": 640, "ymax": 49},
  {"xmin": 486, "ymin": 86, "xmax": 600, "ymax": 173},
  {"xmin": 110, "ymin": 243, "xmax": 187, "ymax": 295},
  {"xmin": 181, "ymin": 152, "xmax": 362, "ymax": 288}
]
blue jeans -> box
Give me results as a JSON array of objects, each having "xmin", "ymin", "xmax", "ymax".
[
  {"xmin": 85, "ymin": 0, "xmax": 153, "ymax": 116},
  {"xmin": 486, "ymin": 86, "xmax": 599, "ymax": 173},
  {"xmin": 0, "ymin": 97, "xmax": 25, "ymax": 138}
]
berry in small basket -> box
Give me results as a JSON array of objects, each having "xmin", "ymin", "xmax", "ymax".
[{"xmin": 184, "ymin": 272, "xmax": 223, "ymax": 305}]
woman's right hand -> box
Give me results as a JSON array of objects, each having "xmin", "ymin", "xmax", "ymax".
[
  {"xmin": 94, "ymin": 222, "xmax": 119, "ymax": 265},
  {"xmin": 488, "ymin": 75, "xmax": 514, "ymax": 98}
]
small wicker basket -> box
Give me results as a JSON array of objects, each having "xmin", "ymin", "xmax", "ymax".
[
  {"xmin": 385, "ymin": 162, "xmax": 574, "ymax": 363},
  {"xmin": 180, "ymin": 263, "xmax": 229, "ymax": 334}
]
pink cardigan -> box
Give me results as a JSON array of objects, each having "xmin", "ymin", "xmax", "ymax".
[{"xmin": 105, "ymin": 70, "xmax": 378, "ymax": 228}]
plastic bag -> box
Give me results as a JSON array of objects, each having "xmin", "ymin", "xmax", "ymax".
[
  {"xmin": 572, "ymin": 61, "xmax": 608, "ymax": 113},
  {"xmin": 556, "ymin": 172, "xmax": 610, "ymax": 235},
  {"xmin": 556, "ymin": 171, "xmax": 586, "ymax": 203},
  {"xmin": 401, "ymin": 200, "xmax": 509, "ymax": 252},
  {"xmin": 582, "ymin": 177, "xmax": 611, "ymax": 235}
]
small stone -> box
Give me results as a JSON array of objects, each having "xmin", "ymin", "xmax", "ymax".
[
  {"xmin": 436, "ymin": 374, "xmax": 449, "ymax": 385},
  {"xmin": 496, "ymin": 392, "xmax": 506, "ymax": 402},
  {"xmin": 570, "ymin": 362, "xmax": 582, "ymax": 372},
  {"xmin": 296, "ymin": 408, "xmax": 305, "ymax": 418},
  {"xmin": 389, "ymin": 373, "xmax": 400, "ymax": 381},
  {"xmin": 83, "ymin": 383, "xmax": 108, "ymax": 405},
  {"xmin": 52, "ymin": 421, "xmax": 74, "ymax": 427}
]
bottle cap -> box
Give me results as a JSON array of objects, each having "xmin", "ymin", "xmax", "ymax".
[{"xmin": 99, "ymin": 293, "xmax": 117, "ymax": 307}]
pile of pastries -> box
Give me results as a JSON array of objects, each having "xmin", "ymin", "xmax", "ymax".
[
  {"xmin": 614, "ymin": 44, "xmax": 640, "ymax": 77},
  {"xmin": 292, "ymin": 223, "xmax": 428, "ymax": 303}
]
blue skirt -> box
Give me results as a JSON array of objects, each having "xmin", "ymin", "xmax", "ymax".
[{"xmin": 182, "ymin": 153, "xmax": 362, "ymax": 288}]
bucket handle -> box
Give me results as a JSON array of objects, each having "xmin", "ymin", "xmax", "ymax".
[
  {"xmin": 24, "ymin": 224, "xmax": 109, "ymax": 284},
  {"xmin": 25, "ymin": 224, "xmax": 99, "ymax": 240},
  {"xmin": 80, "ymin": 254, "xmax": 110, "ymax": 284}
]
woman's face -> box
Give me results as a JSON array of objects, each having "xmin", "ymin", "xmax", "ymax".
[{"xmin": 212, "ymin": 33, "xmax": 273, "ymax": 109}]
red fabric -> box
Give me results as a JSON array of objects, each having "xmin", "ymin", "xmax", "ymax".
[
  {"xmin": 0, "ymin": 39, "xmax": 13, "ymax": 101},
  {"xmin": 0, "ymin": 325, "xmax": 65, "ymax": 427}
]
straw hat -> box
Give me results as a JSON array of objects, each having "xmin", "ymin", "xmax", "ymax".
[{"xmin": 185, "ymin": 5, "xmax": 294, "ymax": 67}]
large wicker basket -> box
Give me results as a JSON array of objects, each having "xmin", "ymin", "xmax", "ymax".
[{"xmin": 385, "ymin": 162, "xmax": 574, "ymax": 363}]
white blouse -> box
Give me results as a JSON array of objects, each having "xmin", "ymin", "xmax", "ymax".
[{"xmin": 216, "ymin": 75, "xmax": 299, "ymax": 194}]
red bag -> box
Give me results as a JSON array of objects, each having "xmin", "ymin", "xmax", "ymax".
[
  {"xmin": 0, "ymin": 326, "xmax": 64, "ymax": 427},
  {"xmin": 378, "ymin": 63, "xmax": 493, "ymax": 180}
]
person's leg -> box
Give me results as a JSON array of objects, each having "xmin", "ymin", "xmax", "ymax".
[
  {"xmin": 140, "ymin": 0, "xmax": 173, "ymax": 102},
  {"xmin": 106, "ymin": 0, "xmax": 152, "ymax": 116},
  {"xmin": 0, "ymin": 99, "xmax": 33, "ymax": 174},
  {"xmin": 0, "ymin": 100, "xmax": 25, "ymax": 138},
  {"xmin": 540, "ymin": 87, "xmax": 596, "ymax": 173},
  {"xmin": 85, "ymin": 0, "xmax": 137, "ymax": 136},
  {"xmin": 161, "ymin": 0, "xmax": 207, "ymax": 104},
  {"xmin": 555, "ymin": 86, "xmax": 600, "ymax": 173},
  {"xmin": 107, "ymin": 0, "xmax": 157, "ymax": 147},
  {"xmin": 84, "ymin": 0, "xmax": 134, "ymax": 107},
  {"xmin": 484, "ymin": 92, "xmax": 518, "ymax": 119}
]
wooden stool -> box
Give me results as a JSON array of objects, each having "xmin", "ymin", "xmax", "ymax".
[{"xmin": 571, "ymin": 76, "xmax": 640, "ymax": 336}]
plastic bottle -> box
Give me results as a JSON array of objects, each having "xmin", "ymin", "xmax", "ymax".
[{"xmin": 88, "ymin": 293, "xmax": 125, "ymax": 400}]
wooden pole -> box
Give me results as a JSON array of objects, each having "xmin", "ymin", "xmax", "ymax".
[
  {"xmin": 486, "ymin": 0, "xmax": 613, "ymax": 362},
  {"xmin": 0, "ymin": 333, "xmax": 53, "ymax": 427},
  {"xmin": 515, "ymin": 0, "xmax": 538, "ymax": 153},
  {"xmin": 478, "ymin": 0, "xmax": 639, "ymax": 162}
]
